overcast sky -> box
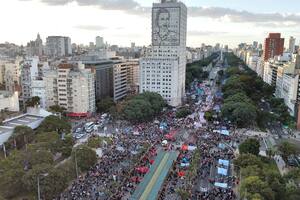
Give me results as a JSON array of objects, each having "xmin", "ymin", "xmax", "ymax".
[{"xmin": 0, "ymin": 0, "xmax": 300, "ymax": 48}]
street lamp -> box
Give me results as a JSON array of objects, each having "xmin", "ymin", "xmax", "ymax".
[
  {"xmin": 37, "ymin": 173, "xmax": 48, "ymax": 200},
  {"xmin": 74, "ymin": 147, "xmax": 83, "ymax": 178}
]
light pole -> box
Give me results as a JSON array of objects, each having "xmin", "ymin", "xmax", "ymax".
[
  {"xmin": 37, "ymin": 173, "xmax": 48, "ymax": 200},
  {"xmin": 74, "ymin": 149, "xmax": 79, "ymax": 178},
  {"xmin": 74, "ymin": 147, "xmax": 83, "ymax": 178}
]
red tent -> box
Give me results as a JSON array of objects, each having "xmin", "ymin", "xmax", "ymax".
[
  {"xmin": 150, "ymin": 159, "xmax": 155, "ymax": 165},
  {"xmin": 178, "ymin": 171, "xmax": 185, "ymax": 177},
  {"xmin": 136, "ymin": 167, "xmax": 149, "ymax": 174},
  {"xmin": 181, "ymin": 144, "xmax": 188, "ymax": 151},
  {"xmin": 165, "ymin": 130, "xmax": 177, "ymax": 141}
]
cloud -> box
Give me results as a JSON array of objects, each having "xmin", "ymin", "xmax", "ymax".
[
  {"xmin": 73, "ymin": 25, "xmax": 107, "ymax": 31},
  {"xmin": 20, "ymin": 0, "xmax": 300, "ymax": 26},
  {"xmin": 189, "ymin": 7, "xmax": 300, "ymax": 26},
  {"xmin": 188, "ymin": 30, "xmax": 228, "ymax": 36}
]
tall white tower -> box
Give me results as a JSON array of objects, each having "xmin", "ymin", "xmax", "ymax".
[
  {"xmin": 289, "ymin": 36, "xmax": 296, "ymax": 53},
  {"xmin": 140, "ymin": 0, "xmax": 187, "ymax": 107}
]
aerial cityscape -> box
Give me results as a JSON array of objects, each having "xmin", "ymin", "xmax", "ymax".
[{"xmin": 0, "ymin": 0, "xmax": 300, "ymax": 200}]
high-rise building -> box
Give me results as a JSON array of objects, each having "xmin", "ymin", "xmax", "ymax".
[
  {"xmin": 44, "ymin": 63, "xmax": 95, "ymax": 115},
  {"xmin": 20, "ymin": 57, "xmax": 39, "ymax": 106},
  {"xmin": 84, "ymin": 59, "xmax": 139, "ymax": 101},
  {"xmin": 4, "ymin": 57, "xmax": 23, "ymax": 93},
  {"xmin": 46, "ymin": 36, "xmax": 72, "ymax": 58},
  {"xmin": 263, "ymin": 33, "xmax": 284, "ymax": 61},
  {"xmin": 96, "ymin": 36, "xmax": 104, "ymax": 49},
  {"xmin": 289, "ymin": 36, "xmax": 296, "ymax": 53},
  {"xmin": 140, "ymin": 0, "xmax": 187, "ymax": 106},
  {"xmin": 253, "ymin": 41, "xmax": 258, "ymax": 49}
]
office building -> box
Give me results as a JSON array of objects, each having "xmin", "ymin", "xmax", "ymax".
[
  {"xmin": 263, "ymin": 33, "xmax": 284, "ymax": 61},
  {"xmin": 140, "ymin": 0, "xmax": 187, "ymax": 107},
  {"xmin": 84, "ymin": 59, "xmax": 139, "ymax": 102},
  {"xmin": 20, "ymin": 56, "xmax": 45, "ymax": 108},
  {"xmin": 96, "ymin": 36, "xmax": 104, "ymax": 49},
  {"xmin": 46, "ymin": 36, "xmax": 72, "ymax": 57},
  {"xmin": 289, "ymin": 36, "xmax": 296, "ymax": 53},
  {"xmin": 4, "ymin": 57, "xmax": 23, "ymax": 93},
  {"xmin": 44, "ymin": 63, "xmax": 95, "ymax": 115}
]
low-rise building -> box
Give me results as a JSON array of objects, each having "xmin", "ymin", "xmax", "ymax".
[{"xmin": 0, "ymin": 91, "xmax": 19, "ymax": 112}]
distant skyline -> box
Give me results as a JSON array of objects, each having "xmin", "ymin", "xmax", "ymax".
[{"xmin": 0, "ymin": 0, "xmax": 300, "ymax": 47}]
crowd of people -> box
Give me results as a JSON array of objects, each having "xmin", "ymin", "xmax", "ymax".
[
  {"xmin": 60, "ymin": 104, "xmax": 184, "ymax": 199},
  {"xmin": 59, "ymin": 68, "xmax": 240, "ymax": 199}
]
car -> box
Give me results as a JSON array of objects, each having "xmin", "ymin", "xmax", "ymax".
[
  {"xmin": 74, "ymin": 133, "xmax": 85, "ymax": 139},
  {"xmin": 75, "ymin": 127, "xmax": 82, "ymax": 133}
]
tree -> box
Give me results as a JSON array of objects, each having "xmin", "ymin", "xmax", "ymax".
[
  {"xmin": 204, "ymin": 111, "xmax": 213, "ymax": 121},
  {"xmin": 71, "ymin": 145, "xmax": 97, "ymax": 172},
  {"xmin": 138, "ymin": 92, "xmax": 166, "ymax": 115},
  {"xmin": 240, "ymin": 176, "xmax": 274, "ymax": 200},
  {"xmin": 26, "ymin": 96, "xmax": 41, "ymax": 107},
  {"xmin": 224, "ymin": 92, "xmax": 253, "ymax": 105},
  {"xmin": 278, "ymin": 141, "xmax": 297, "ymax": 160},
  {"xmin": 239, "ymin": 138, "xmax": 260, "ymax": 156},
  {"xmin": 123, "ymin": 92, "xmax": 165, "ymax": 122},
  {"xmin": 49, "ymin": 105, "xmax": 66, "ymax": 114},
  {"xmin": 42, "ymin": 168, "xmax": 69, "ymax": 199},
  {"xmin": 0, "ymin": 167, "xmax": 26, "ymax": 198},
  {"xmin": 96, "ymin": 97, "xmax": 115, "ymax": 113},
  {"xmin": 8, "ymin": 126, "xmax": 34, "ymax": 150},
  {"xmin": 222, "ymin": 101, "xmax": 257, "ymax": 127},
  {"xmin": 176, "ymin": 107, "xmax": 191, "ymax": 118},
  {"xmin": 234, "ymin": 154, "xmax": 263, "ymax": 168},
  {"xmin": 26, "ymin": 149, "xmax": 54, "ymax": 167},
  {"xmin": 38, "ymin": 115, "xmax": 71, "ymax": 134},
  {"xmin": 22, "ymin": 163, "xmax": 52, "ymax": 192},
  {"xmin": 124, "ymin": 98, "xmax": 154, "ymax": 122}
]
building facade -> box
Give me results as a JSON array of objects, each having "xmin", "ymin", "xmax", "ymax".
[
  {"xmin": 289, "ymin": 36, "xmax": 296, "ymax": 54},
  {"xmin": 263, "ymin": 33, "xmax": 284, "ymax": 61},
  {"xmin": 140, "ymin": 0, "xmax": 187, "ymax": 107},
  {"xmin": 0, "ymin": 91, "xmax": 19, "ymax": 112},
  {"xmin": 26, "ymin": 33, "xmax": 43, "ymax": 57},
  {"xmin": 20, "ymin": 57, "xmax": 39, "ymax": 106},
  {"xmin": 44, "ymin": 63, "xmax": 95, "ymax": 115},
  {"xmin": 46, "ymin": 36, "xmax": 72, "ymax": 58}
]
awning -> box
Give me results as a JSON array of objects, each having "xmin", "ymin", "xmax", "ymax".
[
  {"xmin": 217, "ymin": 167, "xmax": 228, "ymax": 176},
  {"xmin": 214, "ymin": 182, "xmax": 228, "ymax": 188},
  {"xmin": 66, "ymin": 112, "xmax": 88, "ymax": 117},
  {"xmin": 218, "ymin": 159, "xmax": 230, "ymax": 167}
]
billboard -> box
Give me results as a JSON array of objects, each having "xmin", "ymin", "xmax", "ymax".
[{"xmin": 152, "ymin": 7, "xmax": 180, "ymax": 46}]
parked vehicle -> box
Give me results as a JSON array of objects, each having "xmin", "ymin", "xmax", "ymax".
[{"xmin": 85, "ymin": 122, "xmax": 95, "ymax": 133}]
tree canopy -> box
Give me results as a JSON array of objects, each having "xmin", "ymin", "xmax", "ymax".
[
  {"xmin": 38, "ymin": 115, "xmax": 71, "ymax": 134},
  {"xmin": 239, "ymin": 138, "xmax": 260, "ymax": 156},
  {"xmin": 123, "ymin": 92, "xmax": 165, "ymax": 122}
]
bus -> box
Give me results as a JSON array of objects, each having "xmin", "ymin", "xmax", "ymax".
[{"xmin": 84, "ymin": 122, "xmax": 95, "ymax": 133}]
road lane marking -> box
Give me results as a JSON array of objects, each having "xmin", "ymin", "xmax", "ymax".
[{"xmin": 139, "ymin": 152, "xmax": 170, "ymax": 200}]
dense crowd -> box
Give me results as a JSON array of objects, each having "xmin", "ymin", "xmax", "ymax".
[{"xmin": 59, "ymin": 75, "xmax": 240, "ymax": 200}]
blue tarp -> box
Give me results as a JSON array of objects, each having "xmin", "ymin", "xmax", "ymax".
[
  {"xmin": 180, "ymin": 163, "xmax": 190, "ymax": 167},
  {"xmin": 182, "ymin": 157, "xmax": 189, "ymax": 163},
  {"xmin": 217, "ymin": 167, "xmax": 228, "ymax": 176},
  {"xmin": 220, "ymin": 130, "xmax": 230, "ymax": 136},
  {"xmin": 218, "ymin": 143, "xmax": 226, "ymax": 149},
  {"xmin": 214, "ymin": 182, "xmax": 228, "ymax": 188},
  {"xmin": 218, "ymin": 159, "xmax": 229, "ymax": 167},
  {"xmin": 160, "ymin": 122, "xmax": 168, "ymax": 130}
]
